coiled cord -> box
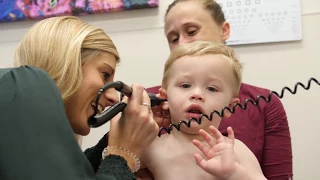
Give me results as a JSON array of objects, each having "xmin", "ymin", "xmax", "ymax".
[{"xmin": 158, "ymin": 77, "xmax": 320, "ymax": 136}]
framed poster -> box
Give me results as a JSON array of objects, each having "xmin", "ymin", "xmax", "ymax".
[
  {"xmin": 0, "ymin": 0, "xmax": 158, "ymax": 23},
  {"xmin": 216, "ymin": 0, "xmax": 302, "ymax": 45}
]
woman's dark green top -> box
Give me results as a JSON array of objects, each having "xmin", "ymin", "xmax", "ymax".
[{"xmin": 0, "ymin": 66, "xmax": 135, "ymax": 180}]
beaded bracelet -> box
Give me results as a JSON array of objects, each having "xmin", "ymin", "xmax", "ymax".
[{"xmin": 102, "ymin": 146, "xmax": 141, "ymax": 173}]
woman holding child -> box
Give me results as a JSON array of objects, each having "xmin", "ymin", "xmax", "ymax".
[{"xmin": 146, "ymin": 0, "xmax": 293, "ymax": 179}]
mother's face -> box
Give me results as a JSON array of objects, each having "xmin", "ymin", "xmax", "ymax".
[
  {"xmin": 65, "ymin": 52, "xmax": 119, "ymax": 136},
  {"xmin": 165, "ymin": 1, "xmax": 230, "ymax": 51}
]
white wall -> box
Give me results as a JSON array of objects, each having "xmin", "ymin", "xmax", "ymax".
[{"xmin": 0, "ymin": 1, "xmax": 319, "ymax": 179}]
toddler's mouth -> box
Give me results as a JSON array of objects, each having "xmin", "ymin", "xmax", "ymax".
[{"xmin": 188, "ymin": 108, "xmax": 202, "ymax": 114}]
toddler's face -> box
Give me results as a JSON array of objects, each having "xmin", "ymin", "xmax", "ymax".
[{"xmin": 162, "ymin": 54, "xmax": 239, "ymax": 134}]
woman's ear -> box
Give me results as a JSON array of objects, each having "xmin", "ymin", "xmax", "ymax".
[
  {"xmin": 159, "ymin": 88, "xmax": 168, "ymax": 99},
  {"xmin": 223, "ymin": 97, "xmax": 240, "ymax": 118},
  {"xmin": 221, "ymin": 22, "xmax": 231, "ymax": 42}
]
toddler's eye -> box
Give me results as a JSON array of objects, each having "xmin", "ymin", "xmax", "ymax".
[
  {"xmin": 181, "ymin": 84, "xmax": 191, "ymax": 88},
  {"xmin": 206, "ymin": 87, "xmax": 217, "ymax": 92}
]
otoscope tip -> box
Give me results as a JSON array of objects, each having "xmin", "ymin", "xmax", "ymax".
[{"xmin": 150, "ymin": 95, "xmax": 167, "ymax": 107}]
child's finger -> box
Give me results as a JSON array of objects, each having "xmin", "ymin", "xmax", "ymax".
[
  {"xmin": 227, "ymin": 127, "xmax": 235, "ymax": 145},
  {"xmin": 194, "ymin": 153, "xmax": 208, "ymax": 171},
  {"xmin": 199, "ymin": 129, "xmax": 216, "ymax": 147},
  {"xmin": 208, "ymin": 125, "xmax": 222, "ymax": 140},
  {"xmin": 192, "ymin": 139, "xmax": 211, "ymax": 156}
]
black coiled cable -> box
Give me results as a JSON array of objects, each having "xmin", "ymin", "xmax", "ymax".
[{"xmin": 158, "ymin": 77, "xmax": 320, "ymax": 136}]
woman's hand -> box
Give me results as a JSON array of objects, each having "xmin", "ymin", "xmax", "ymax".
[{"xmin": 108, "ymin": 84, "xmax": 159, "ymax": 171}]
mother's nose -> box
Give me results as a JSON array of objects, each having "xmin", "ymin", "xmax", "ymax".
[{"xmin": 178, "ymin": 36, "xmax": 194, "ymax": 46}]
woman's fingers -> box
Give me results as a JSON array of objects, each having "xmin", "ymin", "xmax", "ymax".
[
  {"xmin": 121, "ymin": 95, "xmax": 129, "ymax": 103},
  {"xmin": 109, "ymin": 84, "xmax": 158, "ymax": 158},
  {"xmin": 127, "ymin": 84, "xmax": 145, "ymax": 107}
]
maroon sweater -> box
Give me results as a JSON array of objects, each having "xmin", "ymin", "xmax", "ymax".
[{"xmin": 146, "ymin": 83, "xmax": 293, "ymax": 180}]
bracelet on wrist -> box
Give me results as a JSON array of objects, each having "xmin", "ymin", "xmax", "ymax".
[{"xmin": 102, "ymin": 146, "xmax": 141, "ymax": 173}]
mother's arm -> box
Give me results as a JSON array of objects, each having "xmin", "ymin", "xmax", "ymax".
[{"xmin": 262, "ymin": 94, "xmax": 293, "ymax": 179}]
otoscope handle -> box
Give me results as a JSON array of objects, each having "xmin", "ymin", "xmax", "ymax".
[
  {"xmin": 88, "ymin": 101, "xmax": 127, "ymax": 127},
  {"xmin": 88, "ymin": 81, "xmax": 167, "ymax": 128},
  {"xmin": 115, "ymin": 81, "xmax": 132, "ymax": 97}
]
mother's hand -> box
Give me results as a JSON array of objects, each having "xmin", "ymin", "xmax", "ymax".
[{"xmin": 108, "ymin": 84, "xmax": 159, "ymax": 171}]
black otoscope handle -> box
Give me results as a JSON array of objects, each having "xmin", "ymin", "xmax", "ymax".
[
  {"xmin": 88, "ymin": 81, "xmax": 167, "ymax": 128},
  {"xmin": 88, "ymin": 101, "xmax": 127, "ymax": 127},
  {"xmin": 117, "ymin": 81, "xmax": 132, "ymax": 97}
]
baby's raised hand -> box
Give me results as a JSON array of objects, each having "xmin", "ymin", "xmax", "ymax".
[{"xmin": 192, "ymin": 126, "xmax": 238, "ymax": 179}]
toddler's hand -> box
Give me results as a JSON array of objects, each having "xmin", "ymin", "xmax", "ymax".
[{"xmin": 193, "ymin": 126, "xmax": 238, "ymax": 179}]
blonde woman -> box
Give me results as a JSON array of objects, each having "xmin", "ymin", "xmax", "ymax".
[{"xmin": 0, "ymin": 16, "xmax": 159, "ymax": 180}]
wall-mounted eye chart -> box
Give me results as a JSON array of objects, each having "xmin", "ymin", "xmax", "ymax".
[{"xmin": 215, "ymin": 0, "xmax": 302, "ymax": 45}]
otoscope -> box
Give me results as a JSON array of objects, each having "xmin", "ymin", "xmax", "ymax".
[{"xmin": 87, "ymin": 81, "xmax": 167, "ymax": 127}]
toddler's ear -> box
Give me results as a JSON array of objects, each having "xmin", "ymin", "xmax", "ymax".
[
  {"xmin": 159, "ymin": 88, "xmax": 168, "ymax": 99},
  {"xmin": 223, "ymin": 97, "xmax": 240, "ymax": 118}
]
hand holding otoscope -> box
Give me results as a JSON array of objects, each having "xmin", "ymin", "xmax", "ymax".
[{"xmin": 88, "ymin": 81, "xmax": 167, "ymax": 128}]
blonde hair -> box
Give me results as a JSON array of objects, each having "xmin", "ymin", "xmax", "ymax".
[
  {"xmin": 14, "ymin": 16, "xmax": 120, "ymax": 144},
  {"xmin": 14, "ymin": 16, "xmax": 120, "ymax": 104},
  {"xmin": 165, "ymin": 0, "xmax": 226, "ymax": 25},
  {"xmin": 162, "ymin": 41, "xmax": 242, "ymax": 96}
]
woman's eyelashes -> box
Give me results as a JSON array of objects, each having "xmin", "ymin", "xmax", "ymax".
[
  {"xmin": 187, "ymin": 27, "xmax": 197, "ymax": 36},
  {"xmin": 169, "ymin": 28, "xmax": 197, "ymax": 43},
  {"xmin": 170, "ymin": 35, "xmax": 179, "ymax": 43},
  {"xmin": 102, "ymin": 71, "xmax": 111, "ymax": 81}
]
